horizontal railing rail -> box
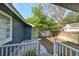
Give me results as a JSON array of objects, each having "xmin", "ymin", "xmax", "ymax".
[
  {"xmin": 54, "ymin": 37, "xmax": 79, "ymax": 56},
  {"xmin": 0, "ymin": 39, "xmax": 41, "ymax": 56}
]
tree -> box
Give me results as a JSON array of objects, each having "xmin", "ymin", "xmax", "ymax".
[
  {"xmin": 41, "ymin": 4, "xmax": 79, "ymax": 27},
  {"xmin": 63, "ymin": 15, "xmax": 79, "ymax": 25},
  {"xmin": 27, "ymin": 5, "xmax": 60, "ymax": 37},
  {"xmin": 32, "ymin": 5, "xmax": 47, "ymax": 21},
  {"xmin": 27, "ymin": 16, "xmax": 40, "ymax": 28},
  {"xmin": 41, "ymin": 4, "xmax": 67, "ymax": 22},
  {"xmin": 60, "ymin": 11, "xmax": 79, "ymax": 26}
]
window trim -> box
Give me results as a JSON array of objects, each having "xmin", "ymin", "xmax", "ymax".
[{"xmin": 0, "ymin": 10, "xmax": 12, "ymax": 45}]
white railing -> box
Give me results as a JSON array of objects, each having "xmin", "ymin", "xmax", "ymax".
[
  {"xmin": 0, "ymin": 39, "xmax": 41, "ymax": 56},
  {"xmin": 54, "ymin": 37, "xmax": 79, "ymax": 56}
]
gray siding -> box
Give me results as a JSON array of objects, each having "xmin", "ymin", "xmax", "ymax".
[
  {"xmin": 25, "ymin": 27, "xmax": 32, "ymax": 40},
  {"xmin": 0, "ymin": 3, "xmax": 32, "ymax": 56},
  {"xmin": 5, "ymin": 18, "xmax": 32, "ymax": 44},
  {"xmin": 0, "ymin": 3, "xmax": 32, "ymax": 45},
  {"xmin": 12, "ymin": 18, "xmax": 25, "ymax": 43}
]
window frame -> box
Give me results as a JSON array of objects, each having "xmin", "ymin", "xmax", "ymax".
[{"xmin": 0, "ymin": 10, "xmax": 12, "ymax": 45}]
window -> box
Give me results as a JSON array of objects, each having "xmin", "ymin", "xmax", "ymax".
[{"xmin": 0, "ymin": 10, "xmax": 12, "ymax": 45}]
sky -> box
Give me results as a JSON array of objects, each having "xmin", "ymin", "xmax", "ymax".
[{"xmin": 13, "ymin": 3, "xmax": 39, "ymax": 19}]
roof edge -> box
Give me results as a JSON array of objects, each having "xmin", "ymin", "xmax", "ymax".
[{"xmin": 4, "ymin": 3, "xmax": 34, "ymax": 27}]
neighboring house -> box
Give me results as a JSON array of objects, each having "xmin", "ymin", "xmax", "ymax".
[
  {"xmin": 52, "ymin": 4, "xmax": 79, "ymax": 56},
  {"xmin": 0, "ymin": 3, "xmax": 33, "ymax": 45},
  {"xmin": 63, "ymin": 23, "xmax": 79, "ymax": 32},
  {"xmin": 58, "ymin": 22, "xmax": 79, "ymax": 44}
]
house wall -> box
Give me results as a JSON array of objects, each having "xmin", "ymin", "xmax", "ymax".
[
  {"xmin": 0, "ymin": 3, "xmax": 32, "ymax": 56},
  {"xmin": 0, "ymin": 4, "xmax": 32, "ymax": 45},
  {"xmin": 5, "ymin": 17, "xmax": 32, "ymax": 44},
  {"xmin": 58, "ymin": 31, "xmax": 79, "ymax": 44},
  {"xmin": 12, "ymin": 18, "xmax": 26, "ymax": 43},
  {"xmin": 25, "ymin": 27, "xmax": 32, "ymax": 40}
]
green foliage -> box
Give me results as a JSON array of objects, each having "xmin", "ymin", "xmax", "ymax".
[
  {"xmin": 27, "ymin": 16, "xmax": 40, "ymax": 28},
  {"xmin": 63, "ymin": 15, "xmax": 79, "ymax": 25},
  {"xmin": 27, "ymin": 5, "xmax": 60, "ymax": 33},
  {"xmin": 32, "ymin": 5, "xmax": 42, "ymax": 17},
  {"xmin": 46, "ymin": 19, "xmax": 60, "ymax": 31},
  {"xmin": 32, "ymin": 5, "xmax": 47, "ymax": 20}
]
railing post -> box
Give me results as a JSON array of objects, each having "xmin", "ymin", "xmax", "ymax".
[
  {"xmin": 65, "ymin": 47, "xmax": 67, "ymax": 56},
  {"xmin": 62, "ymin": 45, "xmax": 64, "ymax": 56},
  {"xmin": 76, "ymin": 52, "xmax": 78, "ymax": 56},
  {"xmin": 53, "ymin": 37, "xmax": 58, "ymax": 56},
  {"xmin": 59, "ymin": 44, "xmax": 61, "ymax": 56},
  {"xmin": 38, "ymin": 38, "xmax": 41, "ymax": 56},
  {"xmin": 1, "ymin": 47, "xmax": 3, "ymax": 56},
  {"xmin": 70, "ymin": 49, "xmax": 72, "ymax": 56},
  {"xmin": 23, "ymin": 45, "xmax": 25, "ymax": 56}
]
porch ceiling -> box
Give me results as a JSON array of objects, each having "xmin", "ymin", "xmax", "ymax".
[{"xmin": 53, "ymin": 3, "xmax": 79, "ymax": 12}]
